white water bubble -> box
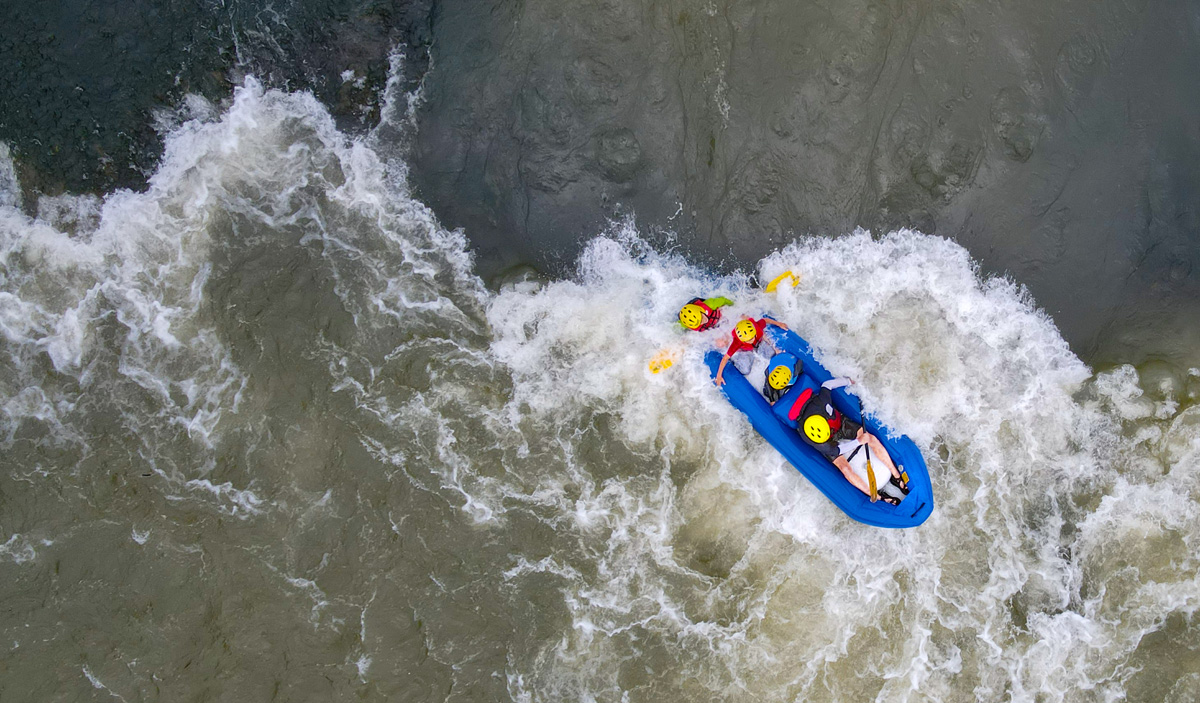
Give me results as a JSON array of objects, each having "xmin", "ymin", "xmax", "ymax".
[{"xmin": 0, "ymin": 144, "xmax": 18, "ymax": 210}]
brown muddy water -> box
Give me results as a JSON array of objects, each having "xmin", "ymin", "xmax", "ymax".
[{"xmin": 2, "ymin": 1, "xmax": 1200, "ymax": 701}]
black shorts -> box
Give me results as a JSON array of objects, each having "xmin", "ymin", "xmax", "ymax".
[{"xmin": 835, "ymin": 417, "xmax": 861, "ymax": 442}]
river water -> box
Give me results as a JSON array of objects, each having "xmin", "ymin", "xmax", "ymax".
[{"xmin": 2, "ymin": 3, "xmax": 1200, "ymax": 703}]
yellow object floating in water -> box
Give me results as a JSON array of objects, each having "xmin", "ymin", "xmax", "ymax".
[
  {"xmin": 765, "ymin": 270, "xmax": 800, "ymax": 292},
  {"xmin": 649, "ymin": 349, "xmax": 680, "ymax": 374}
]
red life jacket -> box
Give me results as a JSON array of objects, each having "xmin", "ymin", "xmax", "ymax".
[
  {"xmin": 726, "ymin": 318, "xmax": 768, "ymax": 356},
  {"xmin": 687, "ymin": 297, "xmax": 722, "ymax": 331}
]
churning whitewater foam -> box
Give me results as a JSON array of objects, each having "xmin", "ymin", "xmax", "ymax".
[{"xmin": 1, "ymin": 68, "xmax": 1199, "ymax": 702}]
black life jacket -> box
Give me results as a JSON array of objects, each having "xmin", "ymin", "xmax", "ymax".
[{"xmin": 788, "ymin": 387, "xmax": 844, "ymax": 433}]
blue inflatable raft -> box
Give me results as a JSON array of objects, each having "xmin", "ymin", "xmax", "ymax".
[{"xmin": 705, "ymin": 328, "xmax": 933, "ymax": 528}]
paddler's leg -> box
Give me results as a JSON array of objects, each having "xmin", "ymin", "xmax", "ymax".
[
  {"xmin": 833, "ymin": 455, "xmax": 872, "ymax": 496},
  {"xmin": 844, "ymin": 421, "xmax": 900, "ymax": 481},
  {"xmin": 844, "ymin": 444, "xmax": 891, "ymax": 497},
  {"xmin": 861, "ymin": 431, "xmax": 900, "ymax": 480}
]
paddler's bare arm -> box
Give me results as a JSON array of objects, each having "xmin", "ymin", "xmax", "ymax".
[
  {"xmin": 761, "ymin": 319, "xmax": 787, "ymax": 352},
  {"xmin": 714, "ymin": 354, "xmax": 731, "ymax": 386}
]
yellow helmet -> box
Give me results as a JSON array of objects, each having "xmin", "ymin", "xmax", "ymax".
[
  {"xmin": 768, "ymin": 365, "xmax": 793, "ymax": 390},
  {"xmin": 734, "ymin": 319, "xmax": 758, "ymax": 343},
  {"xmin": 679, "ymin": 304, "xmax": 706, "ymax": 330},
  {"xmin": 803, "ymin": 415, "xmax": 831, "ymax": 444}
]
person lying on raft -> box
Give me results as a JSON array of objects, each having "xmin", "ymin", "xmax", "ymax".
[
  {"xmin": 792, "ymin": 377, "xmax": 909, "ymax": 505},
  {"xmin": 714, "ymin": 317, "xmax": 788, "ymax": 386},
  {"xmin": 763, "ymin": 353, "xmax": 800, "ymax": 404},
  {"xmin": 678, "ymin": 296, "xmax": 734, "ymax": 332}
]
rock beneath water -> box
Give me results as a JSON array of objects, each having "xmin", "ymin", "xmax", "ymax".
[
  {"xmin": 593, "ymin": 128, "xmax": 641, "ymax": 182},
  {"xmin": 991, "ymin": 86, "xmax": 1045, "ymax": 162}
]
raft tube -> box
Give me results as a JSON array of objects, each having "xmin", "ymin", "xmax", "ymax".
[{"xmin": 706, "ymin": 328, "xmax": 934, "ymax": 528}]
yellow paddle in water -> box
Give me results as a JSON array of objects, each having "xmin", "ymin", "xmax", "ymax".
[
  {"xmin": 765, "ymin": 270, "xmax": 801, "ymax": 293},
  {"xmin": 648, "ymin": 348, "xmax": 680, "ymax": 374}
]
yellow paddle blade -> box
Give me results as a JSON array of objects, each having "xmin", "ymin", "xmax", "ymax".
[
  {"xmin": 866, "ymin": 459, "xmax": 878, "ymax": 501},
  {"xmin": 764, "ymin": 270, "xmax": 800, "ymax": 293},
  {"xmin": 648, "ymin": 349, "xmax": 681, "ymax": 374}
]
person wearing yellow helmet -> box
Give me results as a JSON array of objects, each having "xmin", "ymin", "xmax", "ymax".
[
  {"xmin": 788, "ymin": 377, "xmax": 908, "ymax": 504},
  {"xmin": 762, "ymin": 353, "xmax": 800, "ymax": 404},
  {"xmin": 678, "ymin": 296, "xmax": 733, "ymax": 331},
  {"xmin": 713, "ymin": 316, "xmax": 788, "ymax": 386}
]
